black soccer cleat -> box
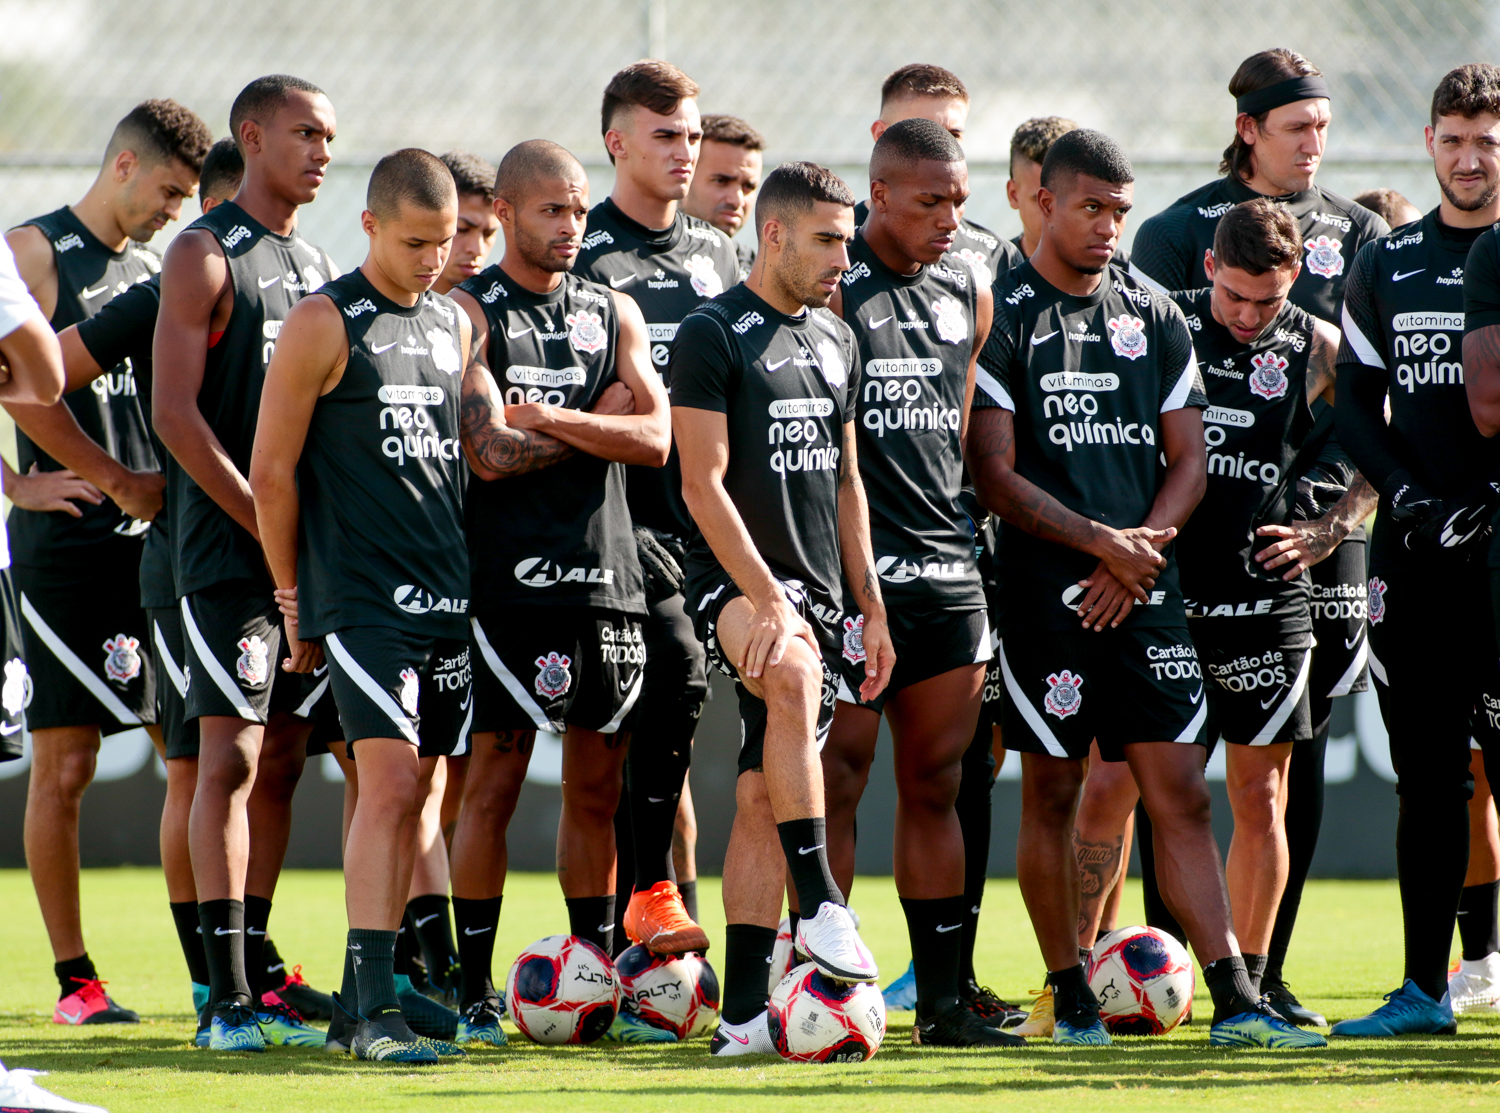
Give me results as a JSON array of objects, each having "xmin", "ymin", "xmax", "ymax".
[
  {"xmin": 1261, "ymin": 978, "xmax": 1327, "ymax": 1028},
  {"xmin": 961, "ymin": 980, "xmax": 1028, "ymax": 1030},
  {"xmin": 912, "ymin": 1000, "xmax": 1026, "ymax": 1047},
  {"xmin": 269, "ymin": 964, "xmax": 335, "ymax": 1023}
]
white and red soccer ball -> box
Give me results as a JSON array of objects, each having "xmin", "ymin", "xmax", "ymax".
[
  {"xmin": 614, "ymin": 945, "xmax": 720, "ymax": 1038},
  {"xmin": 768, "ymin": 961, "xmax": 886, "ymax": 1062},
  {"xmin": 505, "ymin": 935, "xmax": 620, "ymax": 1045},
  {"xmin": 768, "ymin": 916, "xmax": 796, "ymax": 993},
  {"xmin": 1086, "ymin": 925, "xmax": 1195, "ymax": 1034}
]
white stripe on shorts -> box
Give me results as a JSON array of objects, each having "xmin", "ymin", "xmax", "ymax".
[
  {"xmin": 21, "ymin": 592, "xmax": 140, "ymax": 725},
  {"xmin": 600, "ymin": 667, "xmax": 644, "ymax": 734},
  {"xmin": 471, "ymin": 618, "xmax": 552, "ymax": 732},
  {"xmin": 179, "ymin": 597, "xmax": 259, "ymax": 722},
  {"xmin": 153, "ymin": 620, "xmax": 186, "ymax": 698},
  {"xmin": 998, "ymin": 640, "xmax": 1069, "ymax": 758},
  {"xmin": 324, "ymin": 632, "xmax": 419, "ymax": 746},
  {"xmin": 1326, "ymin": 629, "xmax": 1368, "ymax": 699},
  {"xmin": 1249, "ymin": 646, "xmax": 1312, "ymax": 746}
]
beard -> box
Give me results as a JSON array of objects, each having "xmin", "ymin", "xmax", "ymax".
[{"xmin": 1439, "ymin": 170, "xmax": 1500, "ymax": 213}]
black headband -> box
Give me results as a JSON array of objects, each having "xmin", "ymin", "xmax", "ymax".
[{"xmin": 1235, "ymin": 75, "xmax": 1331, "ymax": 116}]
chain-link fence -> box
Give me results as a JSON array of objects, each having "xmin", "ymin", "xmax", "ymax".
[{"xmin": 2, "ymin": 0, "xmax": 1496, "ymax": 265}]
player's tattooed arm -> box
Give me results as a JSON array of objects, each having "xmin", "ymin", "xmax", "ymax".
[
  {"xmin": 1306, "ymin": 318, "xmax": 1341, "ymax": 406},
  {"xmin": 1256, "ymin": 471, "xmax": 1378, "ymax": 580},
  {"xmin": 459, "ymin": 356, "xmax": 576, "ymax": 479},
  {"xmin": 1465, "ymin": 324, "xmax": 1500, "ymax": 437},
  {"xmin": 835, "ymin": 418, "xmax": 895, "ymax": 700}
]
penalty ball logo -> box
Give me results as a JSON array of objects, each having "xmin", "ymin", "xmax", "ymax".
[
  {"xmin": 534, "ymin": 651, "xmax": 573, "ymax": 699},
  {"xmin": 1043, "ymin": 669, "xmax": 1084, "ymax": 719},
  {"xmin": 841, "ymin": 614, "xmax": 866, "ymax": 664},
  {"xmin": 1107, "ymin": 315, "xmax": 1148, "ymax": 360},
  {"xmin": 1367, "ymin": 577, "xmax": 1388, "ymax": 625},
  {"xmin": 399, "ymin": 667, "xmax": 420, "ymax": 716},
  {"xmin": 102, "ymin": 633, "xmax": 142, "ymax": 685},
  {"xmin": 1304, "ymin": 235, "xmax": 1344, "ymax": 279},
  {"xmin": 236, "ymin": 635, "xmax": 269, "ymax": 687},
  {"xmin": 567, "ymin": 310, "xmax": 607, "ymax": 354},
  {"xmin": 1248, "ymin": 351, "xmax": 1290, "ymax": 401}
]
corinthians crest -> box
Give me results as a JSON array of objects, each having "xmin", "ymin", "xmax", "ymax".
[
  {"xmin": 534, "ymin": 651, "xmax": 573, "ymax": 699},
  {"xmin": 102, "ymin": 633, "xmax": 142, "ymax": 685},
  {"xmin": 932, "ymin": 295, "xmax": 968, "ymax": 344},
  {"xmin": 1304, "ymin": 234, "xmax": 1344, "ymax": 279},
  {"xmin": 1043, "ymin": 669, "xmax": 1084, "ymax": 719},
  {"xmin": 3, "ymin": 658, "xmax": 32, "ymax": 717},
  {"xmin": 841, "ymin": 614, "xmax": 866, "ymax": 664},
  {"xmin": 567, "ymin": 310, "xmax": 607, "ymax": 354},
  {"xmin": 399, "ymin": 667, "xmax": 420, "ymax": 716},
  {"xmin": 1107, "ymin": 314, "xmax": 1148, "ymax": 360},
  {"xmin": 685, "ymin": 253, "xmax": 723, "ymax": 298},
  {"xmin": 1367, "ymin": 576, "xmax": 1388, "ymax": 625},
  {"xmin": 1247, "ymin": 351, "xmax": 1290, "ymax": 401},
  {"xmin": 236, "ymin": 635, "xmax": 269, "ymax": 687}
]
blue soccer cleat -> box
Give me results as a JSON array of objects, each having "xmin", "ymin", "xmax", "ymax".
[
  {"xmin": 191, "ymin": 982, "xmax": 210, "ymax": 1015},
  {"xmin": 1211, "ymin": 1002, "xmax": 1327, "ymax": 1047},
  {"xmin": 209, "ymin": 1002, "xmax": 266, "ymax": 1051},
  {"xmin": 1330, "ymin": 980, "xmax": 1456, "ymax": 1037},
  {"xmin": 603, "ymin": 1009, "xmax": 677, "ymax": 1043},
  {"xmin": 351, "ymin": 1018, "xmax": 438, "ymax": 1063},
  {"xmin": 1053, "ymin": 1012, "xmax": 1112, "ymax": 1046},
  {"xmin": 455, "ymin": 999, "xmax": 507, "ymax": 1047},
  {"xmin": 882, "ymin": 960, "xmax": 917, "ymax": 1011},
  {"xmin": 256, "ymin": 999, "xmax": 325, "ymax": 1047}
]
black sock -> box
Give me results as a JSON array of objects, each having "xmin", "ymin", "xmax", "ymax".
[
  {"xmin": 777, "ymin": 818, "xmax": 843, "ymax": 915},
  {"xmin": 1265, "ymin": 710, "xmax": 1328, "ymax": 986},
  {"xmin": 198, "ymin": 898, "xmax": 250, "ymax": 1009},
  {"xmin": 626, "ymin": 732, "xmax": 692, "ymax": 891},
  {"xmin": 1135, "ymin": 804, "xmax": 1189, "ymax": 947},
  {"xmin": 788, "ymin": 910, "xmax": 801, "ymax": 943},
  {"xmin": 1459, "ymin": 880, "xmax": 1500, "ymax": 961},
  {"xmin": 1203, "ymin": 956, "xmax": 1259, "ymax": 1023},
  {"xmin": 170, "ymin": 902, "xmax": 210, "ymax": 987},
  {"xmin": 54, "ymin": 953, "xmax": 97, "ymax": 1000},
  {"xmin": 1243, "ymin": 952, "xmax": 1269, "ymax": 997},
  {"xmin": 395, "ymin": 914, "xmax": 421, "ymax": 983},
  {"xmin": 566, "ymin": 895, "xmax": 615, "ymax": 954},
  {"xmin": 955, "ymin": 716, "xmax": 996, "ymax": 988},
  {"xmin": 1397, "ymin": 792, "xmax": 1469, "ymax": 1002},
  {"xmin": 452, "ymin": 896, "xmax": 502, "ymax": 1009},
  {"xmin": 339, "ymin": 939, "xmax": 360, "ymax": 1017},
  {"xmin": 678, "ymin": 879, "xmax": 698, "ymax": 923},
  {"xmin": 901, "ymin": 895, "xmax": 966, "ymax": 1016},
  {"xmin": 723, "ymin": 923, "xmax": 778, "ymax": 1024},
  {"xmin": 243, "ymin": 894, "xmax": 271, "ymax": 1006},
  {"xmin": 1046, "ymin": 963, "xmax": 1097, "ymax": 1021},
  {"xmin": 349, "ymin": 928, "xmax": 399, "ymax": 1018},
  {"xmin": 407, "ymin": 894, "xmax": 460, "ymax": 983},
  {"xmin": 613, "ymin": 792, "xmax": 635, "ymax": 955},
  {"xmin": 261, "ymin": 935, "xmax": 288, "ymax": 989}
]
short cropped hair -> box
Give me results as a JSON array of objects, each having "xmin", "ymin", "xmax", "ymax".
[
  {"xmin": 1353, "ymin": 188, "xmax": 1418, "ymax": 228},
  {"xmin": 199, "ymin": 137, "xmax": 244, "ymax": 202},
  {"xmin": 229, "ymin": 74, "xmax": 326, "ymax": 154},
  {"xmin": 1009, "ymin": 116, "xmax": 1078, "ymax": 177},
  {"xmin": 1040, "ymin": 129, "xmax": 1134, "ymax": 192},
  {"xmin": 601, "ymin": 60, "xmax": 699, "ymax": 161},
  {"xmin": 755, "ymin": 162, "xmax": 855, "ymax": 236},
  {"xmin": 104, "ymin": 99, "xmax": 212, "ymax": 174},
  {"xmin": 440, "ymin": 151, "xmax": 497, "ymax": 204},
  {"xmin": 493, "ymin": 140, "xmax": 586, "ymax": 206},
  {"xmin": 1431, "ymin": 63, "xmax": 1500, "ymax": 126},
  {"xmin": 701, "ymin": 114, "xmax": 765, "ymax": 151},
  {"xmin": 870, "ymin": 117, "xmax": 964, "ymax": 182},
  {"xmin": 1221, "ymin": 49, "xmax": 1322, "ymax": 180},
  {"xmin": 880, "ymin": 64, "xmax": 968, "ymax": 109},
  {"xmin": 1213, "ymin": 198, "xmax": 1302, "ymax": 276},
  {"xmin": 367, "ymin": 148, "xmax": 456, "ymax": 222}
]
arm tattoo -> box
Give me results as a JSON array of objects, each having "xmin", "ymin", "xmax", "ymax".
[
  {"xmin": 861, "ymin": 565, "xmax": 878, "ymax": 605},
  {"xmin": 972, "ymin": 411, "xmax": 1097, "ymax": 551},
  {"xmin": 839, "ymin": 421, "xmax": 854, "ymax": 485},
  {"xmin": 1307, "ymin": 327, "xmax": 1337, "ymax": 403},
  {"xmin": 460, "ymin": 364, "xmax": 573, "ymax": 477}
]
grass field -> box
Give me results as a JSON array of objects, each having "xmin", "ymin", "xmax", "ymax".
[{"xmin": 1, "ymin": 870, "xmax": 1497, "ymax": 1111}]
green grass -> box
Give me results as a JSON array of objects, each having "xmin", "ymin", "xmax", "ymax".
[{"xmin": 1, "ymin": 870, "xmax": 1497, "ymax": 1110}]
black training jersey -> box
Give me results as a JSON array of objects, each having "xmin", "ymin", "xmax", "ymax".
[
  {"xmin": 10, "ymin": 207, "xmax": 159, "ymax": 567},
  {"xmin": 171, "ymin": 201, "xmax": 336, "ymax": 596},
  {"xmin": 297, "ymin": 271, "xmax": 468, "ymax": 640},
  {"xmin": 975, "ymin": 262, "xmax": 1206, "ymax": 632},
  {"xmin": 1463, "ymin": 225, "xmax": 1500, "ymax": 568},
  {"xmin": 573, "ymin": 198, "xmax": 740, "ymax": 538},
  {"xmin": 670, "ymin": 283, "xmax": 861, "ymax": 630},
  {"xmin": 854, "ymin": 202, "xmax": 1022, "ymax": 290},
  {"xmin": 1170, "ymin": 289, "xmax": 1316, "ymax": 626},
  {"xmin": 73, "ymin": 274, "xmax": 177, "ymax": 610},
  {"xmin": 1130, "ymin": 177, "xmax": 1388, "ymax": 324},
  {"xmin": 839, "ymin": 231, "xmax": 983, "ymax": 608},
  {"xmin": 734, "ymin": 239, "xmax": 756, "ymax": 282},
  {"xmin": 458, "ymin": 264, "xmax": 644, "ymax": 614}
]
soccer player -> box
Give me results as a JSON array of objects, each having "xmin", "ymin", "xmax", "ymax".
[
  {"xmin": 3, "ymin": 97, "xmax": 211, "ymax": 1027},
  {"xmin": 1343, "ymin": 62, "xmax": 1500, "ymax": 1035},
  {"xmin": 1353, "ymin": 188, "xmax": 1421, "ymax": 230},
  {"xmin": 969, "ymin": 129, "xmax": 1324, "ymax": 1049},
  {"xmin": 153, "ymin": 74, "xmax": 338, "ymax": 1051},
  {"xmin": 683, "ymin": 114, "xmax": 763, "ymax": 279},
  {"xmin": 1007, "ymin": 117, "xmax": 1079, "ymax": 259},
  {"xmin": 251, "ymin": 147, "xmax": 470, "ymax": 1064},
  {"xmin": 803, "ymin": 118, "xmax": 1013, "ymax": 1048},
  {"xmin": 433, "ymin": 151, "xmax": 499, "ymax": 296},
  {"xmin": 571, "ymin": 61, "xmax": 739, "ymax": 958},
  {"xmin": 448, "ymin": 139, "xmax": 670, "ymax": 1045},
  {"xmin": 671, "ymin": 161, "xmax": 893, "ymax": 1055}
]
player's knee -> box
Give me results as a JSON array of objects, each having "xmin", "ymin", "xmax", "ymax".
[
  {"xmin": 760, "ymin": 645, "xmax": 820, "ymax": 702},
  {"xmin": 897, "ymin": 760, "xmax": 962, "ymax": 814}
]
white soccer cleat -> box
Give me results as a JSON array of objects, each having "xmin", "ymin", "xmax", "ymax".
[
  {"xmin": 709, "ymin": 1010, "xmax": 777, "ymax": 1056},
  {"xmin": 795, "ymin": 902, "xmax": 879, "ymax": 984},
  {"xmin": 1449, "ymin": 952, "xmax": 1500, "ymax": 1015},
  {"xmin": 0, "ymin": 1061, "xmax": 109, "ymax": 1113}
]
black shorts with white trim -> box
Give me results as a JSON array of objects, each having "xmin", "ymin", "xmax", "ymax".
[
  {"xmin": 1307, "ymin": 536, "xmax": 1370, "ymax": 703},
  {"xmin": 469, "ymin": 605, "xmax": 644, "ymax": 736},
  {"xmin": 0, "ymin": 568, "xmax": 29, "ymax": 760},
  {"xmin": 323, "ymin": 627, "xmax": 471, "ymax": 756},
  {"xmin": 150, "ymin": 606, "xmax": 195, "ymax": 759},
  {"xmin": 1191, "ymin": 617, "xmax": 1313, "ymax": 746},
  {"xmin": 688, "ymin": 571, "xmax": 839, "ymax": 776},
  {"xmin": 998, "ymin": 625, "xmax": 1208, "ymax": 762},
  {"xmin": 14, "ymin": 553, "xmax": 153, "ymax": 736},
  {"xmin": 836, "ymin": 605, "xmax": 990, "ymax": 714}
]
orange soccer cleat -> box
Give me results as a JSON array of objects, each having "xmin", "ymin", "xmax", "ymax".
[{"xmin": 623, "ymin": 880, "xmax": 710, "ymax": 955}]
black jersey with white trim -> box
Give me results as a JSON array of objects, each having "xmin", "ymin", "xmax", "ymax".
[
  {"xmin": 10, "ymin": 207, "xmax": 159, "ymax": 566},
  {"xmin": 573, "ymin": 198, "xmax": 740, "ymax": 538},
  {"xmin": 669, "ymin": 283, "xmax": 860, "ymax": 630},
  {"xmin": 840, "ymin": 231, "xmax": 983, "ymax": 607},
  {"xmin": 854, "ymin": 202, "xmax": 1022, "ymax": 290},
  {"xmin": 975, "ymin": 262, "xmax": 1206, "ymax": 632},
  {"xmin": 458, "ymin": 264, "xmax": 644, "ymax": 614},
  {"xmin": 1170, "ymin": 288, "xmax": 1316, "ymax": 624},
  {"xmin": 1131, "ymin": 177, "xmax": 1388, "ymax": 324},
  {"xmin": 170, "ymin": 202, "xmax": 336, "ymax": 596},
  {"xmin": 296, "ymin": 271, "xmax": 468, "ymax": 640}
]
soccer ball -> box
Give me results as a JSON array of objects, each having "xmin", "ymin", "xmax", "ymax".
[
  {"xmin": 505, "ymin": 935, "xmax": 620, "ymax": 1045},
  {"xmin": 768, "ymin": 961, "xmax": 886, "ymax": 1062},
  {"xmin": 615, "ymin": 945, "xmax": 721, "ymax": 1038},
  {"xmin": 768, "ymin": 916, "xmax": 796, "ymax": 993},
  {"xmin": 1086, "ymin": 925, "xmax": 1195, "ymax": 1034}
]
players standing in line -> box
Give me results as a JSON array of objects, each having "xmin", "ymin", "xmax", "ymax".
[
  {"xmin": 153, "ymin": 74, "xmax": 338, "ymax": 1051},
  {"xmin": 800, "ymin": 119, "xmax": 1013, "ymax": 1048},
  {"xmin": 684, "ymin": 114, "xmax": 764, "ymax": 281},
  {"xmin": 251, "ymin": 148, "xmax": 470, "ymax": 1064},
  {"xmin": 3, "ymin": 98, "xmax": 210, "ymax": 1027},
  {"xmin": 571, "ymin": 61, "xmax": 740, "ymax": 958},
  {"xmin": 1336, "ymin": 63, "xmax": 1500, "ymax": 1036},
  {"xmin": 671, "ymin": 162, "xmax": 892, "ymax": 1055},
  {"xmin": 447, "ymin": 140, "xmax": 671, "ymax": 1045},
  {"xmin": 969, "ymin": 129, "xmax": 1325, "ymax": 1049}
]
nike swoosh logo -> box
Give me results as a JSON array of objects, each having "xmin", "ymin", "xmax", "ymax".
[
  {"xmin": 460, "ymin": 690, "xmax": 474, "ymax": 711},
  {"xmin": 349, "ymin": 943, "xmax": 362, "ymax": 950},
  {"xmin": 598, "ymin": 923, "xmax": 615, "ymax": 933},
  {"xmin": 371, "ymin": 341, "xmax": 398, "ymax": 354},
  {"xmin": 647, "ymin": 797, "xmax": 666, "ymax": 803},
  {"xmin": 935, "ymin": 924, "xmax": 961, "ymax": 933},
  {"xmin": 1392, "ymin": 269, "xmax": 1424, "ymax": 282},
  {"xmin": 1031, "ymin": 329, "xmax": 1059, "ymax": 346},
  {"xmin": 214, "ymin": 927, "xmax": 240, "ymax": 935},
  {"xmin": 766, "ymin": 357, "xmax": 791, "ymax": 371},
  {"xmin": 247, "ymin": 927, "xmax": 265, "ymax": 935},
  {"xmin": 314, "ymin": 665, "xmax": 328, "ymax": 676},
  {"xmin": 464, "ymin": 926, "xmax": 492, "ymax": 935},
  {"xmin": 797, "ymin": 844, "xmax": 824, "ymax": 855},
  {"xmin": 1345, "ymin": 634, "xmax": 1362, "ymax": 650},
  {"xmin": 1260, "ymin": 693, "xmax": 1280, "ymax": 709},
  {"xmin": 81, "ymin": 284, "xmax": 110, "ymax": 299},
  {"xmin": 1190, "ymin": 684, "xmax": 1203, "ymax": 705},
  {"xmin": 414, "ymin": 913, "xmax": 440, "ymax": 927},
  {"xmin": 258, "ymin": 275, "xmax": 282, "ymax": 289},
  {"xmin": 727, "ymin": 1030, "xmax": 749, "ymax": 1044},
  {"xmin": 57, "ymin": 1008, "xmax": 83, "ymax": 1023},
  {"xmin": 0, "ymin": 722, "xmax": 19, "ymax": 736},
  {"xmin": 507, "ymin": 325, "xmax": 533, "ymax": 338},
  {"xmin": 609, "ymin": 274, "xmax": 637, "ymax": 288},
  {"xmin": 868, "ymin": 315, "xmax": 893, "ymax": 329}
]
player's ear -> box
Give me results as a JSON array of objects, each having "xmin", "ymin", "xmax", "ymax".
[
  {"xmin": 360, "ymin": 209, "xmax": 378, "ymax": 238},
  {"xmin": 239, "ymin": 118, "xmax": 262, "ymax": 157},
  {"xmin": 870, "ymin": 120, "xmax": 886, "ymax": 144},
  {"xmin": 1234, "ymin": 112, "xmax": 1259, "ymax": 147},
  {"xmin": 605, "ymin": 128, "xmax": 629, "ymax": 164},
  {"xmin": 1203, "ymin": 249, "xmax": 1215, "ymax": 282},
  {"xmin": 113, "ymin": 148, "xmax": 137, "ymax": 183},
  {"xmin": 1036, "ymin": 186, "xmax": 1055, "ymax": 222},
  {"xmin": 869, "ymin": 178, "xmax": 888, "ymax": 212}
]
